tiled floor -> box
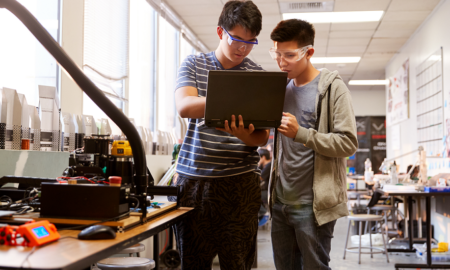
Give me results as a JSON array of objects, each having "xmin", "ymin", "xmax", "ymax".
[{"xmin": 212, "ymin": 216, "xmax": 449, "ymax": 270}]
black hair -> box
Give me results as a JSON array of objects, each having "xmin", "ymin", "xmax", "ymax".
[
  {"xmin": 258, "ymin": 149, "xmax": 271, "ymax": 160},
  {"xmin": 218, "ymin": 1, "xmax": 262, "ymax": 36},
  {"xmin": 270, "ymin": 19, "xmax": 315, "ymax": 47}
]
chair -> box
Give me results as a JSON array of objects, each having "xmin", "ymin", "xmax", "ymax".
[
  {"xmin": 95, "ymin": 243, "xmax": 154, "ymax": 270},
  {"xmin": 116, "ymin": 243, "xmax": 145, "ymax": 257},
  {"xmin": 343, "ymin": 214, "xmax": 390, "ymax": 264},
  {"xmin": 96, "ymin": 258, "xmax": 155, "ymax": 270},
  {"xmin": 364, "ymin": 191, "xmax": 398, "ymax": 234}
]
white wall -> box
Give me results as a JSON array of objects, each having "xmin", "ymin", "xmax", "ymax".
[
  {"xmin": 385, "ymin": 0, "xmax": 450, "ymax": 243},
  {"xmin": 350, "ymin": 89, "xmax": 386, "ymax": 116}
]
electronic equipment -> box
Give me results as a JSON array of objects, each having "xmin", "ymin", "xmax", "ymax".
[
  {"xmin": 2, "ymin": 87, "xmax": 22, "ymax": 150},
  {"xmin": 0, "ymin": 176, "xmax": 58, "ymax": 201},
  {"xmin": 0, "ymin": 220, "xmax": 60, "ymax": 247},
  {"xmin": 204, "ymin": 70, "xmax": 288, "ymax": 129},
  {"xmin": 62, "ymin": 112, "xmax": 76, "ymax": 152},
  {"xmin": 38, "ymin": 85, "xmax": 61, "ymax": 152},
  {"xmin": 78, "ymin": 225, "xmax": 116, "ymax": 240},
  {"xmin": 28, "ymin": 105, "xmax": 41, "ymax": 151},
  {"xmin": 112, "ymin": 140, "xmax": 132, "ymax": 156},
  {"xmin": 40, "ymin": 183, "xmax": 129, "ymax": 219},
  {"xmin": 0, "ymin": 89, "xmax": 6, "ymax": 150}
]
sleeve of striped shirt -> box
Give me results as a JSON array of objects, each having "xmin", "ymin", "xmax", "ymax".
[{"xmin": 176, "ymin": 55, "xmax": 197, "ymax": 91}]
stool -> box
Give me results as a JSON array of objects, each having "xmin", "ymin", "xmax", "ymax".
[
  {"xmin": 97, "ymin": 257, "xmax": 155, "ymax": 270},
  {"xmin": 343, "ymin": 214, "xmax": 389, "ymax": 264},
  {"xmin": 365, "ymin": 204, "xmax": 398, "ymax": 233},
  {"xmin": 116, "ymin": 243, "xmax": 145, "ymax": 257}
]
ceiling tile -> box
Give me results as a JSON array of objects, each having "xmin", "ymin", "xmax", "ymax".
[
  {"xmin": 315, "ymin": 31, "xmax": 330, "ymax": 40},
  {"xmin": 325, "ymin": 46, "xmax": 366, "ymax": 55},
  {"xmin": 383, "ymin": 11, "xmax": 431, "ymax": 21},
  {"xmin": 334, "ymin": 0, "xmax": 390, "ymax": 11},
  {"xmin": 183, "ymin": 15, "xmax": 219, "ymax": 27},
  {"xmin": 197, "ymin": 34, "xmax": 219, "ymax": 43},
  {"xmin": 388, "ymin": 0, "xmax": 441, "ymax": 12},
  {"xmin": 352, "ymin": 70, "xmax": 385, "ymax": 80},
  {"xmin": 189, "ymin": 25, "xmax": 220, "ymax": 35},
  {"xmin": 363, "ymin": 52, "xmax": 396, "ymax": 61},
  {"xmin": 330, "ymin": 22, "xmax": 379, "ymax": 31},
  {"xmin": 253, "ymin": 3, "xmax": 280, "ymax": 15},
  {"xmin": 377, "ymin": 20, "xmax": 422, "ymax": 32},
  {"xmin": 366, "ymin": 38, "xmax": 408, "ymax": 53},
  {"xmin": 314, "ymin": 38, "xmax": 329, "ymax": 47},
  {"xmin": 329, "ymin": 30, "xmax": 375, "ymax": 38},
  {"xmin": 252, "ymin": 0, "xmax": 280, "ymax": 3},
  {"xmin": 277, "ymin": 0, "xmax": 319, "ymax": 2},
  {"xmin": 166, "ymin": 0, "xmax": 222, "ymax": 5},
  {"xmin": 357, "ymin": 59, "xmax": 389, "ymax": 70},
  {"xmin": 373, "ymin": 29, "xmax": 415, "ymax": 38},
  {"xmin": 167, "ymin": 4, "xmax": 223, "ymax": 17},
  {"xmin": 328, "ymin": 37, "xmax": 371, "ymax": 47},
  {"xmin": 313, "ymin": 23, "xmax": 331, "ymax": 32},
  {"xmin": 262, "ymin": 14, "xmax": 282, "ymax": 27}
]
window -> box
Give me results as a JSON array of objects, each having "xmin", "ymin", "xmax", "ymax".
[
  {"xmin": 180, "ymin": 35, "xmax": 197, "ymax": 64},
  {"xmin": 129, "ymin": 0, "xmax": 157, "ymax": 131},
  {"xmin": 157, "ymin": 16, "xmax": 179, "ymax": 133},
  {"xmin": 0, "ymin": 0, "xmax": 60, "ymax": 106},
  {"xmin": 82, "ymin": 0, "xmax": 129, "ymax": 130}
]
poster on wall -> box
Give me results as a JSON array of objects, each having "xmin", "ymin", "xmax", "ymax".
[
  {"xmin": 371, "ymin": 117, "xmax": 387, "ymax": 173},
  {"xmin": 387, "ymin": 59, "xmax": 409, "ymax": 127},
  {"xmin": 349, "ymin": 117, "xmax": 386, "ymax": 175}
]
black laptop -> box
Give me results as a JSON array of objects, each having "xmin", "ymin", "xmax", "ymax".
[{"xmin": 204, "ymin": 70, "xmax": 288, "ymax": 129}]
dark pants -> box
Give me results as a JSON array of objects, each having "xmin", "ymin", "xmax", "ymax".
[
  {"xmin": 170, "ymin": 172, "xmax": 261, "ymax": 270},
  {"xmin": 271, "ymin": 201, "xmax": 336, "ymax": 270}
]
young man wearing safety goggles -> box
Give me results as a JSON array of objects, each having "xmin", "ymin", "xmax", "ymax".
[
  {"xmin": 172, "ymin": 1, "xmax": 269, "ymax": 269},
  {"xmin": 268, "ymin": 19, "xmax": 358, "ymax": 269}
]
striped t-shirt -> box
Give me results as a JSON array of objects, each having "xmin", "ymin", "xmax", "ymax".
[{"xmin": 175, "ymin": 51, "xmax": 264, "ymax": 178}]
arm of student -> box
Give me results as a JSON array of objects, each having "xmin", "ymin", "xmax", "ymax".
[
  {"xmin": 175, "ymin": 86, "xmax": 206, "ymax": 119},
  {"xmin": 217, "ymin": 115, "xmax": 270, "ymax": 147},
  {"xmin": 292, "ymin": 91, "xmax": 358, "ymax": 158}
]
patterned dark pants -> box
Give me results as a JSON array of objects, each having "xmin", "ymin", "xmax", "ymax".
[{"xmin": 169, "ymin": 172, "xmax": 261, "ymax": 270}]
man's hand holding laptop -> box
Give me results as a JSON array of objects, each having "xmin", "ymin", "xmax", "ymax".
[{"xmin": 216, "ymin": 114, "xmax": 269, "ymax": 147}]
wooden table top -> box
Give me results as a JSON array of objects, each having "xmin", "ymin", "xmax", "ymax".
[{"xmin": 0, "ymin": 207, "xmax": 193, "ymax": 270}]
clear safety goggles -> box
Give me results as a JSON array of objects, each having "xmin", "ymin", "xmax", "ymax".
[
  {"xmin": 223, "ymin": 28, "xmax": 258, "ymax": 51},
  {"xmin": 269, "ymin": 45, "xmax": 313, "ymax": 62}
]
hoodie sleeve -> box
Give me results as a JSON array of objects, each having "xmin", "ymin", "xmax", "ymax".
[{"xmin": 293, "ymin": 82, "xmax": 358, "ymax": 158}]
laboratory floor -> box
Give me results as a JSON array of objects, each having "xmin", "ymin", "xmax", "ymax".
[{"xmin": 211, "ymin": 216, "xmax": 448, "ymax": 270}]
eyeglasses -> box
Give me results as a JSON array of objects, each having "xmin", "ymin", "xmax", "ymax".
[
  {"xmin": 222, "ymin": 28, "xmax": 258, "ymax": 51},
  {"xmin": 269, "ymin": 45, "xmax": 313, "ymax": 62}
]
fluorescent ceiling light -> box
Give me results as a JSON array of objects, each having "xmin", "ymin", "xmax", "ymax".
[
  {"xmin": 283, "ymin": 11, "xmax": 384, "ymax": 23},
  {"xmin": 349, "ymin": 80, "xmax": 389, "ymax": 85},
  {"xmin": 311, "ymin": 57, "xmax": 360, "ymax": 64}
]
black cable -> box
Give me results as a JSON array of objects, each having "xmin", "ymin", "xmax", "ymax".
[
  {"xmin": 58, "ymin": 211, "xmax": 130, "ymax": 231},
  {"xmin": 20, "ymin": 246, "xmax": 36, "ymax": 269},
  {"xmin": 0, "ymin": 195, "xmax": 12, "ymax": 210},
  {"xmin": 129, "ymin": 196, "xmax": 140, "ymax": 212}
]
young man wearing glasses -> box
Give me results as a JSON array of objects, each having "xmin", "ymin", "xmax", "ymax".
[
  {"xmin": 268, "ymin": 19, "xmax": 358, "ymax": 269},
  {"xmin": 172, "ymin": 1, "xmax": 269, "ymax": 269}
]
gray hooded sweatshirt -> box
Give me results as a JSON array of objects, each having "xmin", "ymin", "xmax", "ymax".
[{"xmin": 268, "ymin": 68, "xmax": 358, "ymax": 226}]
